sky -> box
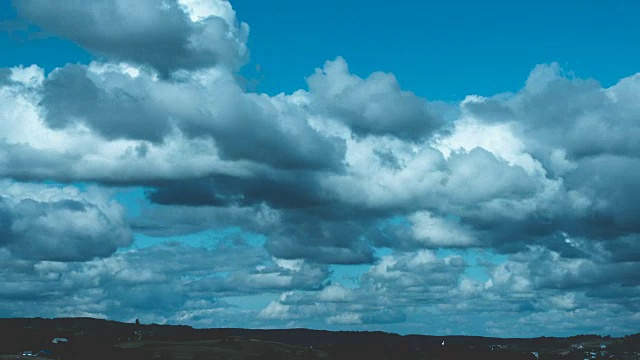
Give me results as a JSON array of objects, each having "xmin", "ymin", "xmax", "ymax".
[{"xmin": 0, "ymin": 0, "xmax": 638, "ymax": 337}]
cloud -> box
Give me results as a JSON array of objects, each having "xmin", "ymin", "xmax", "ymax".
[
  {"xmin": 130, "ymin": 202, "xmax": 281, "ymax": 237},
  {"xmin": 461, "ymin": 62, "xmax": 640, "ymax": 165},
  {"xmin": 451, "ymin": 65, "xmax": 640, "ymax": 250},
  {"xmin": 326, "ymin": 312, "xmax": 361, "ymax": 325},
  {"xmin": 0, "ymin": 69, "xmax": 13, "ymax": 85},
  {"xmin": 0, "ymin": 62, "xmax": 345, "ymax": 189},
  {"xmin": 1, "ymin": 0, "xmax": 639, "ymax": 335},
  {"xmin": 3, "ymin": 57, "xmax": 637, "ymax": 265},
  {"xmin": 265, "ymin": 218, "xmax": 377, "ymax": 264},
  {"xmin": 40, "ymin": 64, "xmax": 173, "ymax": 142},
  {"xmin": 14, "ymin": 0, "xmax": 249, "ymax": 74},
  {"xmin": 317, "ymin": 284, "xmax": 355, "ymax": 303},
  {"xmin": 487, "ymin": 246, "xmax": 640, "ymax": 292},
  {"xmin": 0, "ymin": 182, "xmax": 132, "ymax": 261},
  {"xmin": 252, "ymin": 249, "xmax": 466, "ymax": 329},
  {"xmin": 258, "ymin": 300, "xmax": 294, "ymax": 321},
  {"xmin": 0, "ymin": 237, "xmax": 331, "ymax": 325},
  {"xmin": 307, "ymin": 57, "xmax": 443, "ymax": 140},
  {"xmin": 187, "ymin": 258, "xmax": 329, "ymax": 296},
  {"xmin": 407, "ymin": 211, "xmax": 477, "ymax": 248},
  {"xmin": 362, "ymin": 250, "xmax": 466, "ymax": 293}
]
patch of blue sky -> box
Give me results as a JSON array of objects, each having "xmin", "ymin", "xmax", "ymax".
[
  {"xmin": 0, "ymin": 2, "xmax": 92, "ymax": 72},
  {"xmin": 112, "ymin": 187, "xmax": 148, "ymax": 218},
  {"xmin": 374, "ymin": 247, "xmax": 393, "ymax": 258},
  {"xmin": 180, "ymin": 271, "xmax": 230, "ymax": 283},
  {"xmin": 385, "ymin": 215, "xmax": 407, "ymax": 225},
  {"xmin": 328, "ymin": 263, "xmax": 369, "ymax": 288},
  {"xmin": 37, "ymin": 180, "xmax": 87, "ymax": 191},
  {"xmin": 5, "ymin": 0, "xmax": 640, "ymax": 102},
  {"xmin": 327, "ymin": 247, "xmax": 391, "ymax": 288},
  {"xmin": 327, "ymin": 245, "xmax": 506, "ymax": 287},
  {"xmin": 224, "ymin": 293, "xmax": 279, "ymax": 311},
  {"xmin": 233, "ymin": 0, "xmax": 640, "ymax": 101}
]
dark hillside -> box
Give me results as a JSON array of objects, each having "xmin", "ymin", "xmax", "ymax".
[{"xmin": 0, "ymin": 318, "xmax": 637, "ymax": 360}]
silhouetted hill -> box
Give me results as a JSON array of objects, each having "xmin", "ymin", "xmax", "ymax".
[{"xmin": 0, "ymin": 317, "xmax": 637, "ymax": 360}]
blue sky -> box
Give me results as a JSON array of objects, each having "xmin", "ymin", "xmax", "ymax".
[
  {"xmin": 3, "ymin": 1, "xmax": 640, "ymax": 98},
  {"xmin": 0, "ymin": 0, "xmax": 639, "ymax": 337},
  {"xmin": 233, "ymin": 0, "xmax": 640, "ymax": 99}
]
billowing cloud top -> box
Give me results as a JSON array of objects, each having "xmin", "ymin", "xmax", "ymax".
[
  {"xmin": 0, "ymin": 0, "xmax": 638, "ymax": 337},
  {"xmin": 14, "ymin": 0, "xmax": 249, "ymax": 74}
]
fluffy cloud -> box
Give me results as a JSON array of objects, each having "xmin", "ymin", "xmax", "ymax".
[
  {"xmin": 40, "ymin": 64, "xmax": 173, "ymax": 142},
  {"xmin": 14, "ymin": 0, "xmax": 249, "ymax": 74},
  {"xmin": 4, "ymin": 55, "xmax": 636, "ymax": 273},
  {"xmin": 0, "ymin": 238, "xmax": 330, "ymax": 325},
  {"xmin": 0, "ymin": 62, "xmax": 345, "ymax": 187},
  {"xmin": 407, "ymin": 211, "xmax": 477, "ymax": 248},
  {"xmin": 307, "ymin": 57, "xmax": 443, "ymax": 140},
  {"xmin": 265, "ymin": 217, "xmax": 378, "ymax": 264},
  {"xmin": 1, "ymin": 0, "xmax": 639, "ymax": 336},
  {"xmin": 0, "ymin": 182, "xmax": 132, "ymax": 261}
]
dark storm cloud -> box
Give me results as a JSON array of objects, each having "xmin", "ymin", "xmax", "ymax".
[{"xmin": 13, "ymin": 0, "xmax": 249, "ymax": 74}]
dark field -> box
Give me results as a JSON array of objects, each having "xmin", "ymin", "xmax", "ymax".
[{"xmin": 0, "ymin": 318, "xmax": 638, "ymax": 360}]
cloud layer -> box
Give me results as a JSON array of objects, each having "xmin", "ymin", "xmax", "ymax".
[{"xmin": 0, "ymin": 0, "xmax": 638, "ymax": 336}]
